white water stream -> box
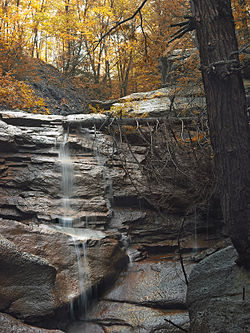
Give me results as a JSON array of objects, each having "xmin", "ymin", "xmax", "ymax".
[{"xmin": 59, "ymin": 126, "xmax": 89, "ymax": 318}]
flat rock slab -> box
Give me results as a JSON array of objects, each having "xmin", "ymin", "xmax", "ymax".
[
  {"xmin": 67, "ymin": 256, "xmax": 192, "ymax": 332},
  {"xmin": 102, "ymin": 258, "xmax": 193, "ymax": 308},
  {"xmin": 187, "ymin": 246, "xmax": 250, "ymax": 333},
  {"xmin": 68, "ymin": 304, "xmax": 189, "ymax": 333},
  {"xmin": 113, "ymin": 87, "xmax": 205, "ymax": 117}
]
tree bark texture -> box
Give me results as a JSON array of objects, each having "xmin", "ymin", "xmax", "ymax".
[{"xmin": 192, "ymin": 0, "xmax": 250, "ymax": 267}]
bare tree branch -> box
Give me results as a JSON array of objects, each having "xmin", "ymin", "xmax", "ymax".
[
  {"xmin": 177, "ymin": 217, "xmax": 189, "ymax": 286},
  {"xmin": 164, "ymin": 318, "xmax": 188, "ymax": 332},
  {"xmin": 139, "ymin": 9, "xmax": 148, "ymax": 59},
  {"xmin": 168, "ymin": 17, "xmax": 196, "ymax": 45},
  {"xmin": 92, "ymin": 0, "xmax": 150, "ymax": 51}
]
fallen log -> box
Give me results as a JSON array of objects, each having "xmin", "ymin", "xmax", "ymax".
[{"xmin": 62, "ymin": 114, "xmax": 195, "ymax": 131}]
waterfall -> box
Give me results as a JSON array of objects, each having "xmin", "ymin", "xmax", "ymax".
[
  {"xmin": 73, "ymin": 239, "xmax": 88, "ymax": 315},
  {"xmin": 59, "ymin": 125, "xmax": 89, "ymax": 318},
  {"xmin": 59, "ymin": 127, "xmax": 73, "ymax": 227}
]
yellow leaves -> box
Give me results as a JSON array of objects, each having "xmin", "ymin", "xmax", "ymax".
[
  {"xmin": 89, "ymin": 104, "xmax": 106, "ymax": 114},
  {"xmin": 149, "ymin": 92, "xmax": 165, "ymax": 99},
  {"xmin": 91, "ymin": 5, "xmax": 114, "ymax": 18},
  {"xmin": 0, "ymin": 68, "xmax": 49, "ymax": 114},
  {"xmin": 0, "ymin": 0, "xmax": 247, "ymax": 105}
]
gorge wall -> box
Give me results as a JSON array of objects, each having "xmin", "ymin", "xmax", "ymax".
[{"xmin": 0, "ymin": 103, "xmax": 238, "ymax": 333}]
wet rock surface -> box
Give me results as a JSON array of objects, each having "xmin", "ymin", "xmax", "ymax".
[
  {"xmin": 0, "ymin": 219, "xmax": 127, "ymax": 325},
  {"xmin": 101, "ymin": 259, "xmax": 193, "ymax": 308},
  {"xmin": 0, "ymin": 234, "xmax": 57, "ymax": 320},
  {"xmin": 0, "ymin": 312, "xmax": 64, "ymax": 333},
  {"xmin": 66, "ymin": 236, "xmax": 230, "ymax": 333},
  {"xmin": 187, "ymin": 246, "xmax": 250, "ymax": 333},
  {"xmin": 0, "ymin": 110, "xmax": 226, "ymax": 333},
  {"xmin": 66, "ymin": 252, "xmax": 194, "ymax": 333},
  {"xmin": 68, "ymin": 307, "xmax": 189, "ymax": 333},
  {"xmin": 66, "ymin": 235, "xmax": 230, "ymax": 333}
]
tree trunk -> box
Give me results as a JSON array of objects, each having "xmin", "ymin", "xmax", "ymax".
[{"xmin": 192, "ymin": 0, "xmax": 250, "ymax": 268}]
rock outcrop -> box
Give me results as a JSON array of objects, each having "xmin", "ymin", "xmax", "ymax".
[
  {"xmin": 0, "ymin": 109, "xmax": 225, "ymax": 332},
  {"xmin": 0, "ymin": 219, "xmax": 127, "ymax": 325},
  {"xmin": 187, "ymin": 246, "xmax": 250, "ymax": 333},
  {"xmin": 8, "ymin": 56, "xmax": 89, "ymax": 115},
  {"xmin": 0, "ymin": 234, "xmax": 57, "ymax": 320}
]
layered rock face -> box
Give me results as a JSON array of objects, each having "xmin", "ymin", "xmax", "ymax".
[
  {"xmin": 0, "ymin": 111, "xmax": 129, "ymax": 329},
  {"xmin": 0, "ymin": 111, "xmax": 112, "ymax": 228},
  {"xmin": 0, "ymin": 109, "xmax": 226, "ymax": 333}
]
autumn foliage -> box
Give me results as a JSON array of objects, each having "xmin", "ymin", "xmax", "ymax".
[{"xmin": 0, "ymin": 0, "xmax": 249, "ymax": 112}]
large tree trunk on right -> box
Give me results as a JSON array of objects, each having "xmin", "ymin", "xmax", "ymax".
[{"xmin": 192, "ymin": 0, "xmax": 250, "ymax": 268}]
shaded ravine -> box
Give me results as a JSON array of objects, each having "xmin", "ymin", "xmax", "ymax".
[{"xmin": 0, "ymin": 110, "xmax": 227, "ymax": 332}]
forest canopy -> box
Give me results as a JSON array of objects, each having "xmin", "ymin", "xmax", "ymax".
[{"xmin": 0, "ymin": 0, "xmax": 248, "ymax": 113}]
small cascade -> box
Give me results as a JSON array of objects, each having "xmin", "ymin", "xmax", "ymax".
[
  {"xmin": 72, "ymin": 239, "xmax": 89, "ymax": 316},
  {"xmin": 59, "ymin": 125, "xmax": 89, "ymax": 318},
  {"xmin": 59, "ymin": 127, "xmax": 74, "ymax": 227}
]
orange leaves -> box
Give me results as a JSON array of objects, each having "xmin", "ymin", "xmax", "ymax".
[
  {"xmin": 0, "ymin": 0, "xmax": 248, "ymax": 106},
  {"xmin": 0, "ymin": 68, "xmax": 49, "ymax": 114}
]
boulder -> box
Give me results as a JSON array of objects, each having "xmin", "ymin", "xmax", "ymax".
[
  {"xmin": 186, "ymin": 246, "xmax": 250, "ymax": 333},
  {"xmin": 0, "ymin": 312, "xmax": 64, "ymax": 333},
  {"xmin": 0, "ymin": 219, "xmax": 128, "ymax": 322},
  {"xmin": 0, "ymin": 234, "xmax": 57, "ymax": 320},
  {"xmin": 110, "ymin": 87, "xmax": 206, "ymax": 117}
]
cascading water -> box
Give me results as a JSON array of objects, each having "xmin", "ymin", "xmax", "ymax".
[
  {"xmin": 59, "ymin": 125, "xmax": 89, "ymax": 318},
  {"xmin": 71, "ymin": 238, "xmax": 89, "ymax": 318},
  {"xmin": 59, "ymin": 127, "xmax": 73, "ymax": 227}
]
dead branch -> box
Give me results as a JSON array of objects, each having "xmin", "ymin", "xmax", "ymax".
[
  {"xmin": 164, "ymin": 318, "xmax": 188, "ymax": 332},
  {"xmin": 177, "ymin": 217, "xmax": 189, "ymax": 286},
  {"xmin": 63, "ymin": 116, "xmax": 194, "ymax": 131},
  {"xmin": 93, "ymin": 0, "xmax": 150, "ymax": 51},
  {"xmin": 168, "ymin": 16, "xmax": 196, "ymax": 45}
]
